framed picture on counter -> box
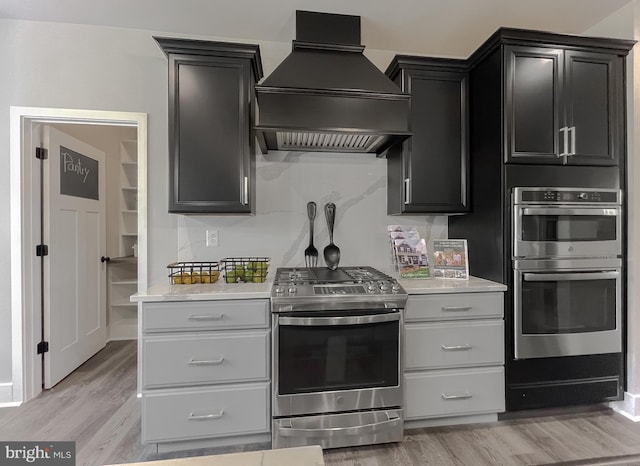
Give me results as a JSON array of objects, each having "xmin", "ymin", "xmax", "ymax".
[
  {"xmin": 432, "ymin": 239, "xmax": 469, "ymax": 280},
  {"xmin": 387, "ymin": 225, "xmax": 431, "ymax": 279}
]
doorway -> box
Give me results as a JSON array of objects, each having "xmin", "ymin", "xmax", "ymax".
[{"xmin": 9, "ymin": 107, "xmax": 147, "ymax": 403}]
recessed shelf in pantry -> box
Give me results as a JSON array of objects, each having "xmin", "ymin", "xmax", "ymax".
[
  {"xmin": 112, "ymin": 279, "xmax": 137, "ymax": 286},
  {"xmin": 121, "ymin": 212, "xmax": 138, "ymax": 236},
  {"xmin": 107, "ymin": 254, "xmax": 138, "ymax": 340},
  {"xmin": 111, "ymin": 303, "xmax": 137, "ymax": 308},
  {"xmin": 121, "ymin": 235, "xmax": 137, "ymax": 256},
  {"xmin": 121, "ymin": 140, "xmax": 138, "ymax": 163},
  {"xmin": 121, "ymin": 162, "xmax": 137, "ymax": 188},
  {"xmin": 121, "ymin": 187, "xmax": 138, "ymax": 212}
]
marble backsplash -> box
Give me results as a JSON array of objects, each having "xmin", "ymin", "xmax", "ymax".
[{"xmin": 176, "ymin": 150, "xmax": 447, "ymax": 277}]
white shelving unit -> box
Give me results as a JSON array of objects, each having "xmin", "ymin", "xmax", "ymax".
[
  {"xmin": 107, "ymin": 256, "xmax": 138, "ymax": 340},
  {"xmin": 107, "ymin": 140, "xmax": 138, "ymax": 340},
  {"xmin": 120, "ymin": 140, "xmax": 138, "ymax": 257}
]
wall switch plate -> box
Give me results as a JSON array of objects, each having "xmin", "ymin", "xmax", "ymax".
[{"xmin": 206, "ymin": 229, "xmax": 219, "ymax": 247}]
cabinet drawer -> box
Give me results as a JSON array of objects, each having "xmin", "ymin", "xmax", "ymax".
[
  {"xmin": 405, "ymin": 293, "xmax": 503, "ymax": 322},
  {"xmin": 142, "ymin": 330, "xmax": 269, "ymax": 388},
  {"xmin": 142, "ymin": 382, "xmax": 270, "ymax": 443},
  {"xmin": 405, "ymin": 367, "xmax": 505, "ymax": 420},
  {"xmin": 405, "ymin": 321, "xmax": 504, "ymax": 370},
  {"xmin": 142, "ymin": 299, "xmax": 269, "ymax": 332}
]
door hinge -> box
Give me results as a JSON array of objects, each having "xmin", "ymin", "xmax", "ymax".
[
  {"xmin": 37, "ymin": 341, "xmax": 49, "ymax": 354},
  {"xmin": 36, "ymin": 244, "xmax": 49, "ymax": 257},
  {"xmin": 35, "ymin": 147, "xmax": 48, "ymax": 160}
]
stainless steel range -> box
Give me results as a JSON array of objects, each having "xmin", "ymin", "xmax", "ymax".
[{"xmin": 270, "ymin": 266, "xmax": 408, "ymax": 450}]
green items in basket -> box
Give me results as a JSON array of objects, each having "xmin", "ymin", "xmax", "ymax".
[{"xmin": 223, "ymin": 257, "xmax": 269, "ymax": 283}]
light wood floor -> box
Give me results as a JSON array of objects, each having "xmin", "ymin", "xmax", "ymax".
[{"xmin": 2, "ymin": 341, "xmax": 640, "ymax": 465}]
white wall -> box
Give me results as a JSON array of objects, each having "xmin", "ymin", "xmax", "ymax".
[
  {"xmin": 0, "ymin": 19, "xmax": 445, "ymax": 386},
  {"xmin": 585, "ymin": 0, "xmax": 640, "ymax": 416},
  {"xmin": 1, "ymin": 20, "xmax": 167, "ymax": 384}
]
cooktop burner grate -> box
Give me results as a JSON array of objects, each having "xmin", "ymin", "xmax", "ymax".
[{"xmin": 274, "ymin": 266, "xmax": 393, "ymax": 285}]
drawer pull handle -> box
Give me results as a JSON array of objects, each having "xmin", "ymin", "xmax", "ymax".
[
  {"xmin": 441, "ymin": 344, "xmax": 472, "ymax": 351},
  {"xmin": 188, "ymin": 314, "xmax": 225, "ymax": 321},
  {"xmin": 188, "ymin": 356, "xmax": 225, "ymax": 366},
  {"xmin": 442, "ymin": 392, "xmax": 473, "ymax": 400},
  {"xmin": 188, "ymin": 409, "xmax": 225, "ymax": 421},
  {"xmin": 442, "ymin": 306, "xmax": 472, "ymax": 312}
]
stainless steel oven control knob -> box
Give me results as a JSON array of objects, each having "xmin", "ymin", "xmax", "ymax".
[
  {"xmin": 391, "ymin": 281, "xmax": 401, "ymax": 292},
  {"xmin": 379, "ymin": 282, "xmax": 391, "ymax": 292},
  {"xmin": 288, "ymin": 285, "xmax": 297, "ymax": 294},
  {"xmin": 275, "ymin": 286, "xmax": 285, "ymax": 294},
  {"xmin": 578, "ymin": 192, "xmax": 588, "ymax": 200},
  {"xmin": 367, "ymin": 283, "xmax": 377, "ymax": 292}
]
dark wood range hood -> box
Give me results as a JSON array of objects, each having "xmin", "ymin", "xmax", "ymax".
[{"xmin": 255, "ymin": 11, "xmax": 411, "ymax": 156}]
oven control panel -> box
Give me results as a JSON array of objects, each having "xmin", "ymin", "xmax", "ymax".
[
  {"xmin": 514, "ymin": 188, "xmax": 620, "ymax": 205},
  {"xmin": 273, "ymin": 281, "xmax": 403, "ymax": 297}
]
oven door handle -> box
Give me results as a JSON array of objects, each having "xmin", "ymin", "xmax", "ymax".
[
  {"xmin": 278, "ymin": 313, "xmax": 400, "ymax": 326},
  {"xmin": 521, "ymin": 207, "xmax": 619, "ymax": 216},
  {"xmin": 273, "ymin": 302, "xmax": 403, "ymax": 313},
  {"xmin": 523, "ymin": 271, "xmax": 620, "ymax": 282},
  {"xmin": 277, "ymin": 413, "xmax": 402, "ymax": 438}
]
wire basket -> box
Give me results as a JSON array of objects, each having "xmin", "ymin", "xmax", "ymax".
[
  {"xmin": 221, "ymin": 257, "xmax": 270, "ymax": 283},
  {"xmin": 167, "ymin": 261, "xmax": 220, "ymax": 284}
]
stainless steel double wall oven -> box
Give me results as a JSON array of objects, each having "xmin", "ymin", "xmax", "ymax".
[
  {"xmin": 512, "ymin": 187, "xmax": 622, "ymax": 360},
  {"xmin": 270, "ymin": 267, "xmax": 407, "ymax": 450}
]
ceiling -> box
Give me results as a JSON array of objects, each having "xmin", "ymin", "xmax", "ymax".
[{"xmin": 0, "ymin": 0, "xmax": 632, "ymax": 57}]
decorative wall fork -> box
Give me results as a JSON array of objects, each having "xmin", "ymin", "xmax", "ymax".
[{"xmin": 304, "ymin": 201, "xmax": 318, "ymax": 267}]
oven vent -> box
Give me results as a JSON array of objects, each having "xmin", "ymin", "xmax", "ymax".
[
  {"xmin": 255, "ymin": 10, "xmax": 411, "ymax": 156},
  {"xmin": 276, "ymin": 131, "xmax": 385, "ymax": 153}
]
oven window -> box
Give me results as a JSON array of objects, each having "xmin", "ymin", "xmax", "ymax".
[
  {"xmin": 278, "ymin": 321, "xmax": 399, "ymax": 395},
  {"xmin": 522, "ymin": 215, "xmax": 616, "ymax": 242},
  {"xmin": 521, "ymin": 278, "xmax": 616, "ymax": 334}
]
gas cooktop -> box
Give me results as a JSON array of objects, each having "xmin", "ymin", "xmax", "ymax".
[
  {"xmin": 274, "ymin": 266, "xmax": 394, "ymax": 285},
  {"xmin": 271, "ymin": 266, "xmax": 407, "ymax": 309}
]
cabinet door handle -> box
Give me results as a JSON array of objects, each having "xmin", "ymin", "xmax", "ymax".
[
  {"xmin": 441, "ymin": 306, "xmax": 472, "ymax": 312},
  {"xmin": 188, "ymin": 356, "xmax": 224, "ymax": 366},
  {"xmin": 188, "ymin": 409, "xmax": 225, "ymax": 421},
  {"xmin": 569, "ymin": 126, "xmax": 576, "ymax": 156},
  {"xmin": 404, "ymin": 178, "xmax": 411, "ymax": 205},
  {"xmin": 188, "ymin": 314, "xmax": 225, "ymax": 321},
  {"xmin": 442, "ymin": 392, "xmax": 473, "ymax": 400},
  {"xmin": 559, "ymin": 127, "xmax": 569, "ymax": 157},
  {"xmin": 243, "ymin": 176, "xmax": 248, "ymax": 205},
  {"xmin": 441, "ymin": 344, "xmax": 472, "ymax": 351}
]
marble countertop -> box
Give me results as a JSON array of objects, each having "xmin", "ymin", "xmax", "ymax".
[
  {"xmin": 131, "ymin": 279, "xmax": 273, "ymax": 302},
  {"xmin": 108, "ymin": 446, "xmax": 324, "ymax": 466},
  {"xmin": 132, "ymin": 275, "xmax": 505, "ymax": 302},
  {"xmin": 399, "ymin": 276, "xmax": 507, "ymax": 294}
]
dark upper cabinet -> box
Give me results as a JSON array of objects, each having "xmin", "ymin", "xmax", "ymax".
[
  {"xmin": 505, "ymin": 41, "xmax": 625, "ymax": 166},
  {"xmin": 385, "ymin": 57, "xmax": 469, "ymax": 214},
  {"xmin": 155, "ymin": 38, "xmax": 263, "ymax": 213}
]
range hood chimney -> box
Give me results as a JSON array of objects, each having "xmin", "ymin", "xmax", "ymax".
[{"xmin": 255, "ymin": 11, "xmax": 411, "ymax": 155}]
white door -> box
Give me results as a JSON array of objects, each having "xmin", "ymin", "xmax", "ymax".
[{"xmin": 42, "ymin": 125, "xmax": 107, "ymax": 388}]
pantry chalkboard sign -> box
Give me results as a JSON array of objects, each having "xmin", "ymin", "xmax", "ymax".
[{"xmin": 59, "ymin": 145, "xmax": 99, "ymax": 200}]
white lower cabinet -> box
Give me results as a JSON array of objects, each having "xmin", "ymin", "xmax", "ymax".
[
  {"xmin": 140, "ymin": 299, "xmax": 270, "ymax": 451},
  {"xmin": 142, "ymin": 382, "xmax": 270, "ymax": 443},
  {"xmin": 405, "ymin": 367, "xmax": 505, "ymax": 419},
  {"xmin": 142, "ymin": 331, "xmax": 269, "ymax": 388},
  {"xmin": 404, "ymin": 291, "xmax": 505, "ymax": 425}
]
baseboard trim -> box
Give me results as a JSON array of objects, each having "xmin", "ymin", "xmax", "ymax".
[
  {"xmin": 155, "ymin": 434, "xmax": 271, "ymax": 454},
  {"xmin": 405, "ymin": 413, "xmax": 498, "ymax": 430},
  {"xmin": 610, "ymin": 392, "xmax": 640, "ymax": 421},
  {"xmin": 0, "ymin": 401, "xmax": 21, "ymax": 408},
  {"xmin": 539, "ymin": 452, "xmax": 640, "ymax": 465},
  {"xmin": 0, "ymin": 383, "xmax": 15, "ymax": 405}
]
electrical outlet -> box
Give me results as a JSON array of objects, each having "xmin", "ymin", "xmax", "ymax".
[{"xmin": 206, "ymin": 229, "xmax": 219, "ymax": 247}]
